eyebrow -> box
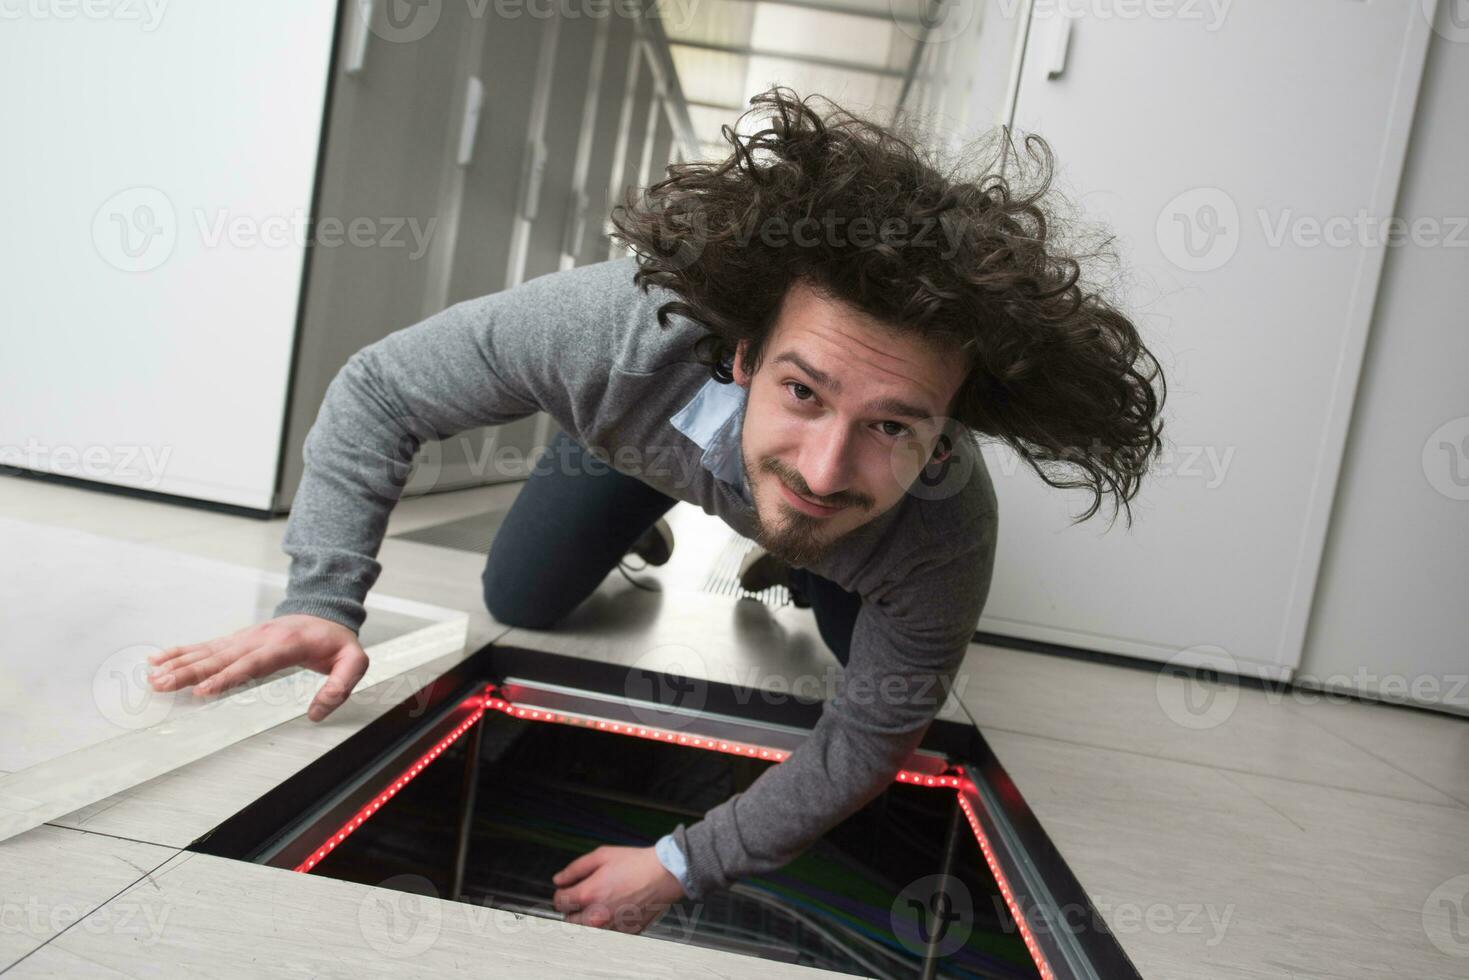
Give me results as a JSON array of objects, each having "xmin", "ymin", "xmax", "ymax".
[{"xmin": 771, "ymin": 351, "xmax": 937, "ymax": 422}]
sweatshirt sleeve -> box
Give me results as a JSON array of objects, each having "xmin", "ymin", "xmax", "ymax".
[
  {"xmin": 669, "ymin": 511, "xmax": 998, "ymax": 900},
  {"xmin": 272, "ymin": 260, "xmax": 638, "ymax": 633}
]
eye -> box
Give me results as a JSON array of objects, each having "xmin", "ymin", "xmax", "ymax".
[
  {"xmin": 787, "ymin": 384, "xmax": 910, "ymax": 437},
  {"xmin": 784, "ymin": 381, "xmax": 814, "ymax": 402}
]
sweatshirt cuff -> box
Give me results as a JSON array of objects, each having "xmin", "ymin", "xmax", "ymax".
[
  {"xmin": 670, "ymin": 818, "xmax": 730, "ymax": 902},
  {"xmin": 271, "ymin": 596, "xmax": 365, "ymax": 635},
  {"xmin": 653, "ymin": 834, "xmax": 691, "ymax": 895}
]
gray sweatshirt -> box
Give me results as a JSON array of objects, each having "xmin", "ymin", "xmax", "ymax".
[{"xmin": 273, "ymin": 256, "xmax": 999, "ymax": 901}]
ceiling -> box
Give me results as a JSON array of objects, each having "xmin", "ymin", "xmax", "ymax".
[{"xmin": 650, "ymin": 0, "xmax": 937, "ymax": 159}]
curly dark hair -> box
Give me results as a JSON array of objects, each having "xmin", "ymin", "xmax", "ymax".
[{"xmin": 609, "ymin": 86, "xmax": 1167, "ymax": 528}]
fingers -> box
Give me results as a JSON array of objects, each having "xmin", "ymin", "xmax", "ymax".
[
  {"xmin": 147, "ymin": 643, "xmax": 218, "ymax": 686},
  {"xmin": 146, "ymin": 626, "xmax": 368, "ymax": 726},
  {"xmin": 191, "ymin": 645, "xmax": 287, "ymax": 698},
  {"xmin": 563, "ymin": 899, "xmax": 655, "ymax": 933},
  {"xmin": 148, "ymin": 643, "xmax": 201, "ymax": 668},
  {"xmin": 551, "ymin": 848, "xmax": 605, "ymax": 888},
  {"xmin": 307, "ymin": 647, "xmax": 369, "ymax": 722},
  {"xmin": 563, "ymin": 904, "xmax": 612, "ymax": 929},
  {"xmin": 552, "ymin": 886, "xmax": 586, "ymax": 916},
  {"xmin": 555, "ymin": 887, "xmax": 615, "ymax": 930},
  {"xmin": 147, "ymin": 628, "xmax": 249, "ymax": 674},
  {"xmin": 551, "ymin": 849, "xmax": 622, "ymax": 930},
  {"xmin": 148, "ymin": 641, "xmax": 252, "ymax": 692}
]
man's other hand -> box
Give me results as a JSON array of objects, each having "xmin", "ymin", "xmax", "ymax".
[
  {"xmin": 551, "ymin": 845, "xmax": 686, "ymax": 933},
  {"xmin": 145, "ymin": 614, "xmax": 368, "ymax": 722}
]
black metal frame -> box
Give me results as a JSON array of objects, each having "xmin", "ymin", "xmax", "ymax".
[{"xmin": 190, "ymin": 641, "xmax": 1142, "ymax": 979}]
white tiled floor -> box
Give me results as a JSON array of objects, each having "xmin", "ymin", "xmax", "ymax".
[
  {"xmin": 0, "ymin": 473, "xmax": 815, "ymax": 976},
  {"xmin": 3, "ymin": 850, "xmax": 848, "ymax": 980},
  {"xmin": 958, "ymin": 644, "xmax": 1465, "ymax": 806},
  {"xmin": 0, "ymin": 512, "xmax": 468, "ymax": 845},
  {"xmin": 0, "ymin": 825, "xmax": 176, "ymax": 972},
  {"xmin": 3, "ymin": 470, "xmax": 1467, "ymax": 978},
  {"xmin": 958, "ymin": 646, "xmax": 1469, "ymax": 979},
  {"xmin": 0, "ymin": 518, "xmax": 461, "ymax": 774}
]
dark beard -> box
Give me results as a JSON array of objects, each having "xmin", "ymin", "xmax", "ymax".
[
  {"xmin": 752, "ymin": 509, "xmax": 835, "ymax": 569},
  {"xmin": 736, "ymin": 415, "xmax": 842, "ymax": 569}
]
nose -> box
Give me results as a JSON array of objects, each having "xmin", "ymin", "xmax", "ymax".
[{"xmin": 796, "ymin": 422, "xmax": 855, "ymax": 501}]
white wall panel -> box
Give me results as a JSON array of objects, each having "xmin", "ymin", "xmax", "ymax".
[{"xmin": 0, "ymin": 4, "xmax": 336, "ymax": 508}]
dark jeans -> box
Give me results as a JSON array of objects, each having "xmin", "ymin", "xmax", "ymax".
[{"xmin": 481, "ymin": 430, "xmax": 863, "ymax": 665}]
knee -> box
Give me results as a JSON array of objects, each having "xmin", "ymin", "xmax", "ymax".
[{"xmin": 481, "ymin": 565, "xmax": 565, "ymax": 630}]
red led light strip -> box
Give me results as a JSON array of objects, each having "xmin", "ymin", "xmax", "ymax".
[
  {"xmin": 956, "ymin": 791, "xmax": 1056, "ymax": 980},
  {"xmin": 481, "ymin": 692, "xmax": 963, "ymax": 788},
  {"xmin": 292, "ymin": 687, "xmax": 1057, "ymax": 975},
  {"xmin": 290, "ymin": 686, "xmax": 1051, "ymax": 977},
  {"xmin": 294, "ymin": 684, "xmax": 964, "ymax": 871},
  {"xmin": 292, "ymin": 699, "xmax": 486, "ymax": 873}
]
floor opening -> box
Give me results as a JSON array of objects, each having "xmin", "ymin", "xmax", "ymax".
[{"xmin": 306, "ymin": 709, "xmax": 1040, "ymax": 979}]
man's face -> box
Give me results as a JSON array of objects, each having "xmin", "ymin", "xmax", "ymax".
[{"xmin": 731, "ymin": 279, "xmax": 969, "ymax": 568}]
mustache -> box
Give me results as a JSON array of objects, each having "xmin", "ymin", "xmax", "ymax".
[{"xmin": 761, "ymin": 458, "xmax": 867, "ymax": 509}]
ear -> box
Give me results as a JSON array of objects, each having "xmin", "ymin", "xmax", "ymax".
[{"xmin": 731, "ymin": 340, "xmax": 751, "ymax": 387}]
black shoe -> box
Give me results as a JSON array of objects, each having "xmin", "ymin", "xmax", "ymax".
[
  {"xmin": 627, "ymin": 517, "xmax": 674, "ymax": 567},
  {"xmin": 738, "ymin": 546, "xmax": 810, "ymax": 607}
]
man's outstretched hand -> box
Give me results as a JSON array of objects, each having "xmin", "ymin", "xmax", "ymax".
[
  {"xmin": 145, "ymin": 613, "xmax": 368, "ymax": 722},
  {"xmin": 551, "ymin": 845, "xmax": 686, "ymax": 933}
]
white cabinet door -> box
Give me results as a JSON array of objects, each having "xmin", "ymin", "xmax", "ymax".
[
  {"xmin": 981, "ymin": 0, "xmax": 1433, "ymax": 678},
  {"xmin": 0, "ymin": 4, "xmax": 336, "ymax": 510}
]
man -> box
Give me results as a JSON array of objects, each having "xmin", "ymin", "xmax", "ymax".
[{"xmin": 147, "ymin": 88, "xmax": 1162, "ymax": 934}]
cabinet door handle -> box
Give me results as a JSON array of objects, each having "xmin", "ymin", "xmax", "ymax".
[
  {"xmin": 562, "ymin": 189, "xmax": 589, "ymax": 259},
  {"xmin": 456, "ymin": 77, "xmax": 484, "ymax": 167},
  {"xmin": 1046, "ymin": 10, "xmax": 1076, "ymax": 80},
  {"xmin": 345, "ymin": 0, "xmax": 373, "ymax": 76},
  {"xmin": 519, "ymin": 139, "xmax": 547, "ymax": 222}
]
